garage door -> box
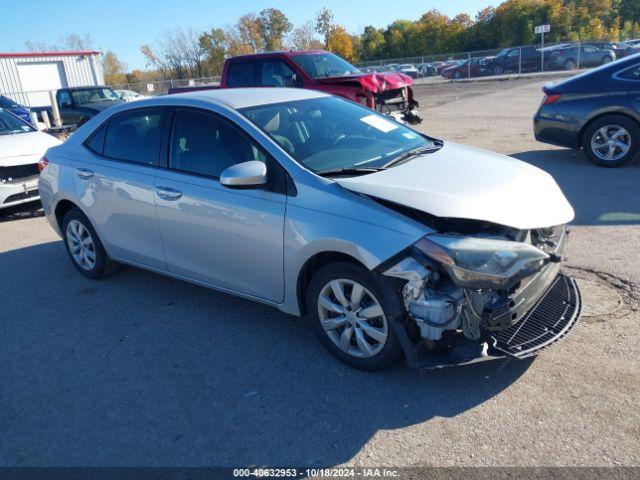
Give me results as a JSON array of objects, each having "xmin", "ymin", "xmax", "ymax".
[{"xmin": 17, "ymin": 62, "xmax": 68, "ymax": 107}]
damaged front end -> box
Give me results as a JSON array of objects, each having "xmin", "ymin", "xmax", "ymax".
[
  {"xmin": 380, "ymin": 224, "xmax": 581, "ymax": 369},
  {"xmin": 373, "ymin": 87, "xmax": 422, "ymax": 125}
]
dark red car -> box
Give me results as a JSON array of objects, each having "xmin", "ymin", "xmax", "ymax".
[
  {"xmin": 441, "ymin": 58, "xmax": 492, "ymax": 79},
  {"xmin": 171, "ymin": 50, "xmax": 421, "ymax": 124}
]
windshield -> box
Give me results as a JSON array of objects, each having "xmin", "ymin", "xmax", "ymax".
[
  {"xmin": 0, "ymin": 109, "xmax": 35, "ymax": 135},
  {"xmin": 240, "ymin": 97, "xmax": 436, "ymax": 174},
  {"xmin": 291, "ymin": 53, "xmax": 361, "ymax": 79},
  {"xmin": 71, "ymin": 88, "xmax": 120, "ymax": 105},
  {"xmin": 0, "ymin": 96, "xmax": 19, "ymax": 109}
]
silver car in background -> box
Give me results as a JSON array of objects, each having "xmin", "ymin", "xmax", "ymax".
[{"xmin": 39, "ymin": 88, "xmax": 581, "ymax": 371}]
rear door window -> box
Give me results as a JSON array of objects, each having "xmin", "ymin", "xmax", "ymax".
[
  {"xmin": 103, "ymin": 109, "xmax": 164, "ymax": 165},
  {"xmin": 226, "ymin": 62, "xmax": 258, "ymax": 87}
]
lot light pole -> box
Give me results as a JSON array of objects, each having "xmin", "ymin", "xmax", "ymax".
[{"xmin": 535, "ymin": 24, "xmax": 551, "ymax": 72}]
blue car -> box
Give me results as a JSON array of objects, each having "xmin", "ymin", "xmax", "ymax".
[
  {"xmin": 0, "ymin": 95, "xmax": 31, "ymax": 124},
  {"xmin": 534, "ymin": 53, "xmax": 640, "ymax": 167}
]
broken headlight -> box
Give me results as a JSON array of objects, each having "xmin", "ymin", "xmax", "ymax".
[{"xmin": 413, "ymin": 234, "xmax": 549, "ymax": 290}]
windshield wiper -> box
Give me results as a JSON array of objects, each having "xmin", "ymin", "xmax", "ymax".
[
  {"xmin": 383, "ymin": 144, "xmax": 442, "ymax": 168},
  {"xmin": 316, "ymin": 166, "xmax": 384, "ymax": 177}
]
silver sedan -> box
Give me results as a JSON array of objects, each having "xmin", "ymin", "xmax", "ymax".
[{"xmin": 39, "ymin": 88, "xmax": 580, "ymax": 371}]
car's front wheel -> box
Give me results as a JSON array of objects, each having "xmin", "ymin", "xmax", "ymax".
[
  {"xmin": 306, "ymin": 262, "xmax": 403, "ymax": 371},
  {"xmin": 583, "ymin": 115, "xmax": 640, "ymax": 167},
  {"xmin": 62, "ymin": 209, "xmax": 119, "ymax": 279}
]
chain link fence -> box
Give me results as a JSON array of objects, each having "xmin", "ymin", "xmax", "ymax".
[
  {"xmin": 356, "ymin": 39, "xmax": 633, "ymax": 82},
  {"xmin": 110, "ymin": 76, "xmax": 221, "ymax": 98}
]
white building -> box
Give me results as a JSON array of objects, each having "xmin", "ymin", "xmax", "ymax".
[{"xmin": 0, "ymin": 50, "xmax": 104, "ymax": 107}]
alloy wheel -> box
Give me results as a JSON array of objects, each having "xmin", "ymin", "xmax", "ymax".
[
  {"xmin": 66, "ymin": 219, "xmax": 97, "ymax": 271},
  {"xmin": 591, "ymin": 125, "xmax": 631, "ymax": 162},
  {"xmin": 317, "ymin": 279, "xmax": 388, "ymax": 358}
]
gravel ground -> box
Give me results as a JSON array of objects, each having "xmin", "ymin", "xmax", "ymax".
[{"xmin": 1, "ymin": 77, "xmax": 639, "ymax": 468}]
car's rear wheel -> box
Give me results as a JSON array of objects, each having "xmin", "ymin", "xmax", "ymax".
[
  {"xmin": 583, "ymin": 115, "xmax": 640, "ymax": 167},
  {"xmin": 564, "ymin": 59, "xmax": 576, "ymax": 70},
  {"xmin": 62, "ymin": 209, "xmax": 119, "ymax": 279},
  {"xmin": 306, "ymin": 262, "xmax": 403, "ymax": 371}
]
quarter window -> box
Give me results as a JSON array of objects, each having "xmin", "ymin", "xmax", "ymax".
[
  {"xmin": 619, "ymin": 65, "xmax": 640, "ymax": 80},
  {"xmin": 103, "ymin": 109, "xmax": 163, "ymax": 164},
  {"xmin": 86, "ymin": 125, "xmax": 106, "ymax": 154},
  {"xmin": 169, "ymin": 109, "xmax": 266, "ymax": 178}
]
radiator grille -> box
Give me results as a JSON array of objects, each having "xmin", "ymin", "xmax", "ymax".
[
  {"xmin": 491, "ymin": 274, "xmax": 581, "ymax": 358},
  {"xmin": 0, "ymin": 164, "xmax": 39, "ymax": 184},
  {"xmin": 3, "ymin": 189, "xmax": 39, "ymax": 205}
]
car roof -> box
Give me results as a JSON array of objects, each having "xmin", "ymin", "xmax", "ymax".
[
  {"xmin": 228, "ymin": 50, "xmax": 330, "ymax": 61},
  {"xmin": 158, "ymin": 87, "xmax": 329, "ymax": 110}
]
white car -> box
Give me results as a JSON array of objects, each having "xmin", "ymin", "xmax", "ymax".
[
  {"xmin": 397, "ymin": 64, "xmax": 419, "ymax": 78},
  {"xmin": 115, "ymin": 90, "xmax": 147, "ymax": 102},
  {"xmin": 0, "ymin": 109, "xmax": 61, "ymax": 212}
]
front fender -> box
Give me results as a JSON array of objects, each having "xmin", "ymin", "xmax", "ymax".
[{"xmin": 279, "ymin": 203, "xmax": 426, "ymax": 316}]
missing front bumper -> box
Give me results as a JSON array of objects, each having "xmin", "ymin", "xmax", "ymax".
[
  {"xmin": 489, "ymin": 273, "xmax": 581, "ymax": 358},
  {"xmin": 396, "ymin": 273, "xmax": 581, "ymax": 369}
]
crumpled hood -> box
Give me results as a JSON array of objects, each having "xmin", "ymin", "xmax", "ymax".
[
  {"xmin": 0, "ymin": 130, "xmax": 61, "ymax": 166},
  {"xmin": 335, "ymin": 142, "xmax": 575, "ymax": 230},
  {"xmin": 318, "ymin": 72, "xmax": 413, "ymax": 93}
]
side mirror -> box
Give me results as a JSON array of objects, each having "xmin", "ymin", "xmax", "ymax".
[{"xmin": 220, "ymin": 160, "xmax": 267, "ymax": 188}]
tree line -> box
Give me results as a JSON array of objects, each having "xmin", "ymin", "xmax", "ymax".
[{"xmin": 25, "ymin": 0, "xmax": 640, "ymax": 85}]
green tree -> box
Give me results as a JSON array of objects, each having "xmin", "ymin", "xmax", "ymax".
[
  {"xmin": 258, "ymin": 8, "xmax": 292, "ymax": 51},
  {"xmin": 315, "ymin": 6, "xmax": 334, "ymax": 47},
  {"xmin": 360, "ymin": 26, "xmax": 386, "ymax": 60},
  {"xmin": 102, "ymin": 50, "xmax": 127, "ymax": 85},
  {"xmin": 199, "ymin": 28, "xmax": 227, "ymax": 75}
]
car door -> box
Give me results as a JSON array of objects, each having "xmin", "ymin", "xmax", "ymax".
[
  {"xmin": 57, "ymin": 90, "xmax": 82, "ymax": 125},
  {"xmin": 74, "ymin": 107, "xmax": 167, "ymax": 269},
  {"xmin": 581, "ymin": 45, "xmax": 598, "ymax": 66},
  {"xmin": 153, "ymin": 107, "xmax": 287, "ymax": 302}
]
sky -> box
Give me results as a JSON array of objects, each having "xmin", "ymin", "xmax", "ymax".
[{"xmin": 2, "ymin": 0, "xmax": 500, "ymax": 70}]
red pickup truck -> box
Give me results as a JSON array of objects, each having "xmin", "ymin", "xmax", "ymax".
[{"xmin": 170, "ymin": 50, "xmax": 422, "ymax": 124}]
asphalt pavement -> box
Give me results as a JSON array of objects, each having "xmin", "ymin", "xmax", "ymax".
[{"xmin": 1, "ymin": 77, "xmax": 639, "ymax": 467}]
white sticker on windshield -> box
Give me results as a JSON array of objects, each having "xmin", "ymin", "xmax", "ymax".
[
  {"xmin": 360, "ymin": 114, "xmax": 398, "ymax": 133},
  {"xmin": 402, "ymin": 132, "xmax": 418, "ymax": 139}
]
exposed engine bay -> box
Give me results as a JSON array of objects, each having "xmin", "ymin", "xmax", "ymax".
[{"xmin": 379, "ymin": 217, "xmax": 579, "ymax": 368}]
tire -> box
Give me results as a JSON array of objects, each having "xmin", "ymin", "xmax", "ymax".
[
  {"xmin": 306, "ymin": 262, "xmax": 403, "ymax": 371},
  {"xmin": 601, "ymin": 55, "xmax": 613, "ymax": 65},
  {"xmin": 62, "ymin": 208, "xmax": 119, "ymax": 279},
  {"xmin": 493, "ymin": 65, "xmax": 503, "ymax": 76},
  {"xmin": 582, "ymin": 115, "xmax": 640, "ymax": 168},
  {"xmin": 564, "ymin": 59, "xmax": 576, "ymax": 70},
  {"xmin": 453, "ymin": 70, "xmax": 462, "ymax": 80}
]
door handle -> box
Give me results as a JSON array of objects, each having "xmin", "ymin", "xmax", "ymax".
[
  {"xmin": 155, "ymin": 186, "xmax": 183, "ymax": 200},
  {"xmin": 75, "ymin": 168, "xmax": 94, "ymax": 179}
]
